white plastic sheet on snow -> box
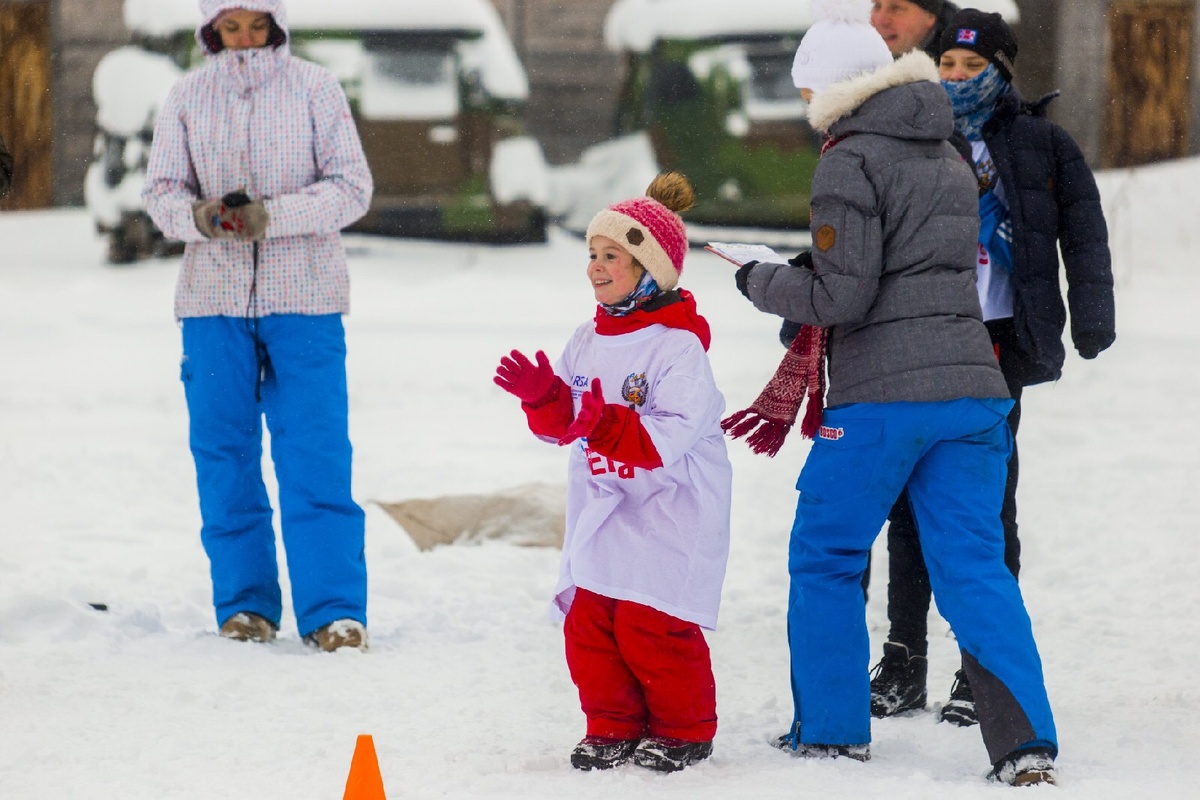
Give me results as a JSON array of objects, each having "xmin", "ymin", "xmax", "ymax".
[{"xmin": 605, "ymin": 0, "xmax": 1020, "ymax": 53}]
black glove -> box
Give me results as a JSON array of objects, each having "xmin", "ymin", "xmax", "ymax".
[
  {"xmin": 775, "ymin": 252, "xmax": 813, "ymax": 345},
  {"xmin": 1075, "ymin": 332, "xmax": 1111, "ymax": 360},
  {"xmin": 735, "ymin": 260, "xmax": 759, "ymax": 300},
  {"xmin": 779, "ymin": 319, "xmax": 803, "ymax": 347},
  {"xmin": 221, "ymin": 190, "xmax": 252, "ymax": 208},
  {"xmin": 788, "ymin": 250, "xmax": 814, "ymax": 269}
]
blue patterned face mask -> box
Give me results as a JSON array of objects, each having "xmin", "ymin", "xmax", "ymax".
[
  {"xmin": 600, "ymin": 268, "xmax": 660, "ymax": 316},
  {"xmin": 941, "ymin": 64, "xmax": 1010, "ymax": 141}
]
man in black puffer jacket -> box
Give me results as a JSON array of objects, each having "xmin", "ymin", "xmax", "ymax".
[
  {"xmin": 868, "ymin": 8, "xmax": 1115, "ymax": 736},
  {"xmin": 986, "ymin": 87, "xmax": 1115, "ymax": 381}
]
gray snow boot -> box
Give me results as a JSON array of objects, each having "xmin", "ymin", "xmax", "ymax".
[
  {"xmin": 219, "ymin": 612, "xmax": 276, "ymax": 643},
  {"xmin": 988, "ymin": 746, "xmax": 1057, "ymax": 786}
]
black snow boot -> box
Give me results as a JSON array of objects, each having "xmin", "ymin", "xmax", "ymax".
[
  {"xmin": 569, "ymin": 736, "xmax": 639, "ymax": 771},
  {"xmin": 632, "ymin": 736, "xmax": 713, "ymax": 772},
  {"xmin": 939, "ymin": 669, "xmax": 978, "ymax": 727},
  {"xmin": 988, "ymin": 746, "xmax": 1057, "ymax": 786},
  {"xmin": 869, "ymin": 641, "xmax": 928, "ymax": 717}
]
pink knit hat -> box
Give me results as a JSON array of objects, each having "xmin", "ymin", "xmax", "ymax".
[{"xmin": 585, "ymin": 172, "xmax": 695, "ymax": 291}]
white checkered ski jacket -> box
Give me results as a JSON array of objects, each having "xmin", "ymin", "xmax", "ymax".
[{"xmin": 143, "ymin": 0, "xmax": 373, "ymax": 320}]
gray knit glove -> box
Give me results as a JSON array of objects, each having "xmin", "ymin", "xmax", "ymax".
[{"xmin": 193, "ymin": 196, "xmax": 270, "ymax": 241}]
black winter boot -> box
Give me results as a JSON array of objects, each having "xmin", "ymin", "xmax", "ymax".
[
  {"xmin": 632, "ymin": 736, "xmax": 713, "ymax": 772},
  {"xmin": 570, "ymin": 736, "xmax": 639, "ymax": 770},
  {"xmin": 869, "ymin": 641, "xmax": 928, "ymax": 717},
  {"xmin": 939, "ymin": 669, "xmax": 978, "ymax": 727}
]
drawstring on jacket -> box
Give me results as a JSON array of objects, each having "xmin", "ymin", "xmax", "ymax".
[{"xmin": 223, "ymin": 189, "xmax": 270, "ymax": 402}]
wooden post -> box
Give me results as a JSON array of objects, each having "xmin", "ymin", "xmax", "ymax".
[
  {"xmin": 1104, "ymin": 0, "xmax": 1193, "ymax": 168},
  {"xmin": 0, "ymin": 0, "xmax": 54, "ymax": 210}
]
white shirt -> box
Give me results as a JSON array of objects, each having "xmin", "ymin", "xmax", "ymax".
[
  {"xmin": 973, "ymin": 140, "xmax": 1015, "ymax": 322},
  {"xmin": 549, "ymin": 321, "xmax": 732, "ymax": 630}
]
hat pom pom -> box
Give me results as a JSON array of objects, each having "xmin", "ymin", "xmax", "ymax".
[
  {"xmin": 811, "ymin": 0, "xmax": 872, "ymax": 24},
  {"xmin": 646, "ymin": 171, "xmax": 696, "ymax": 214}
]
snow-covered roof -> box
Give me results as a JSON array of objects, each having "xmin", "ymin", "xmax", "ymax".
[
  {"xmin": 126, "ymin": 0, "xmax": 511, "ymax": 35},
  {"xmin": 123, "ymin": 0, "xmax": 527, "ymax": 100},
  {"xmin": 605, "ymin": 0, "xmax": 1021, "ymax": 54}
]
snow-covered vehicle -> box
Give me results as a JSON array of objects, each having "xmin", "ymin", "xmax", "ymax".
[
  {"xmin": 89, "ymin": 0, "xmax": 549, "ymax": 263},
  {"xmin": 85, "ymin": 43, "xmax": 188, "ymax": 264},
  {"xmin": 554, "ymin": 0, "xmax": 1019, "ymax": 237}
]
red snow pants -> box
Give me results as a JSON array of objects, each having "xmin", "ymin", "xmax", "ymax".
[{"xmin": 564, "ymin": 588, "xmax": 717, "ymax": 742}]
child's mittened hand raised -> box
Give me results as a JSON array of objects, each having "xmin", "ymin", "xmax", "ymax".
[
  {"xmin": 494, "ymin": 349, "xmax": 557, "ymax": 405},
  {"xmin": 559, "ymin": 378, "xmax": 605, "ymax": 446}
]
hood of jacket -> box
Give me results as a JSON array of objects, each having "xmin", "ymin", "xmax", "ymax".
[
  {"xmin": 197, "ymin": 0, "xmax": 289, "ymax": 56},
  {"xmin": 806, "ymin": 50, "xmax": 952, "ymax": 143}
]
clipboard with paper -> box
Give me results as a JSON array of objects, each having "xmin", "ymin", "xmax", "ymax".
[{"xmin": 703, "ymin": 242, "xmax": 787, "ymax": 266}]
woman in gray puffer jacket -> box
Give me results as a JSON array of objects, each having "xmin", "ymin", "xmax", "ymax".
[{"xmin": 732, "ymin": 1, "xmax": 1057, "ymax": 786}]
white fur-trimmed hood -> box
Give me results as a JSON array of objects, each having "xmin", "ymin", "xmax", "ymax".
[{"xmin": 806, "ymin": 50, "xmax": 941, "ymax": 134}]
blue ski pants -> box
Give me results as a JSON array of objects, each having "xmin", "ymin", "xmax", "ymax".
[
  {"xmin": 786, "ymin": 398, "xmax": 1056, "ymax": 764},
  {"xmin": 181, "ymin": 314, "xmax": 366, "ymax": 637}
]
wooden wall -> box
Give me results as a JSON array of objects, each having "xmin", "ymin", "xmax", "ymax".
[
  {"xmin": 0, "ymin": 0, "xmax": 53, "ymax": 209},
  {"xmin": 1105, "ymin": 0, "xmax": 1192, "ymax": 167}
]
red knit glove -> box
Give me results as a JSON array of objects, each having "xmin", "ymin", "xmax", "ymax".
[
  {"xmin": 559, "ymin": 378, "xmax": 605, "ymax": 446},
  {"xmin": 494, "ymin": 349, "xmax": 558, "ymax": 406}
]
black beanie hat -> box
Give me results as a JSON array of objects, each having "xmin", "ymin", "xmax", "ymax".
[
  {"xmin": 940, "ymin": 9, "xmax": 1018, "ymax": 82},
  {"xmin": 909, "ymin": 0, "xmax": 945, "ymax": 14}
]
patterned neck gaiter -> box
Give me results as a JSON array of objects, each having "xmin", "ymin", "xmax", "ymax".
[
  {"xmin": 942, "ymin": 64, "xmax": 1010, "ymax": 141},
  {"xmin": 600, "ymin": 269, "xmax": 660, "ymax": 316}
]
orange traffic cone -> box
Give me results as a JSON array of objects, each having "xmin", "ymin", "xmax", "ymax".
[{"xmin": 343, "ymin": 734, "xmax": 387, "ymax": 800}]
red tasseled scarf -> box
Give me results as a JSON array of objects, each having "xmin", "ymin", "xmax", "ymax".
[
  {"xmin": 720, "ymin": 133, "xmax": 851, "ymax": 456},
  {"xmin": 720, "ymin": 324, "xmax": 827, "ymax": 456}
]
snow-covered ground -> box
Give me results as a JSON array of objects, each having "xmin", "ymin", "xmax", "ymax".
[{"xmin": 1, "ymin": 157, "xmax": 1198, "ymax": 798}]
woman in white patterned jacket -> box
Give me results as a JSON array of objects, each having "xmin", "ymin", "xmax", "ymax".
[{"xmin": 143, "ymin": 0, "xmax": 374, "ymax": 652}]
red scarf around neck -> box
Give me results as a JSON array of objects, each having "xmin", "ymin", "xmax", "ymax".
[{"xmin": 594, "ymin": 289, "xmax": 712, "ymax": 351}]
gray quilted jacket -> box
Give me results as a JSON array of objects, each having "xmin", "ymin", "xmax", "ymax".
[{"xmin": 744, "ymin": 52, "xmax": 1008, "ymax": 406}]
